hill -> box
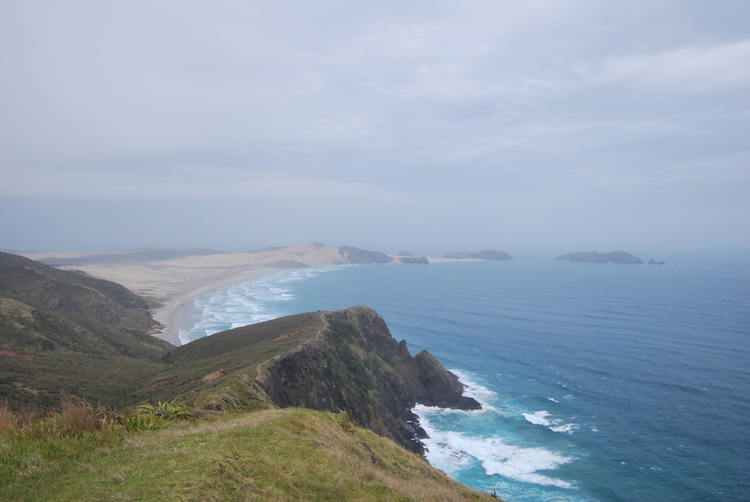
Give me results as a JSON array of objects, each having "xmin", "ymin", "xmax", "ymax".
[
  {"xmin": 0, "ymin": 251, "xmax": 173, "ymax": 407},
  {"xmin": 555, "ymin": 251, "xmax": 644, "ymax": 264},
  {"xmin": 137, "ymin": 306, "xmax": 480, "ymax": 453}
]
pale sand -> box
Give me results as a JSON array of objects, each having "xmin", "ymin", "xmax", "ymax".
[
  {"xmin": 46, "ymin": 243, "xmax": 354, "ymax": 345},
  {"xmin": 25, "ymin": 243, "xmax": 462, "ymax": 345}
]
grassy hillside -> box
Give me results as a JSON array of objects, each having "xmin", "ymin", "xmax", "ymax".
[
  {"xmin": 144, "ymin": 311, "xmax": 328, "ymax": 409},
  {"xmin": 0, "ymin": 407, "xmax": 497, "ymax": 501},
  {"xmin": 0, "ymin": 251, "xmax": 173, "ymax": 408}
]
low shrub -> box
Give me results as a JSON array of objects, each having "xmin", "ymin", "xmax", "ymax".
[{"xmin": 136, "ymin": 399, "xmax": 194, "ymax": 421}]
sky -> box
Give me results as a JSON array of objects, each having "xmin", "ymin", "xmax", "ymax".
[{"xmin": 1, "ymin": 1, "xmax": 748, "ymax": 258}]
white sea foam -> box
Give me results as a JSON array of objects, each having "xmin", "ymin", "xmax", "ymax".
[
  {"xmin": 550, "ymin": 423, "xmax": 578, "ymax": 434},
  {"xmin": 523, "ymin": 410, "xmax": 552, "ymax": 426},
  {"xmin": 449, "ymin": 369, "xmax": 499, "ymax": 410},
  {"xmin": 523, "ymin": 410, "xmax": 579, "ymax": 434},
  {"xmin": 413, "ymin": 370, "xmax": 575, "ymax": 490},
  {"xmin": 417, "ymin": 412, "xmax": 574, "ymax": 489},
  {"xmin": 178, "ymin": 266, "xmax": 347, "ymax": 344}
]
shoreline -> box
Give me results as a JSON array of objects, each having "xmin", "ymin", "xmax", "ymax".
[
  {"xmin": 28, "ymin": 244, "xmax": 481, "ymax": 347},
  {"xmin": 152, "ymin": 267, "xmax": 277, "ymax": 345},
  {"xmin": 37, "ymin": 243, "xmax": 358, "ymax": 346}
]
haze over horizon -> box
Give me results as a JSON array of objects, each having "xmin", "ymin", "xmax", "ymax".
[{"xmin": 1, "ymin": 1, "xmax": 748, "ymax": 258}]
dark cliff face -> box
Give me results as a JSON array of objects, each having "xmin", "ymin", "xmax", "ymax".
[{"xmin": 257, "ymin": 306, "xmax": 480, "ymax": 453}]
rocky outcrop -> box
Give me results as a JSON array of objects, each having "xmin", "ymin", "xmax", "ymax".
[
  {"xmin": 555, "ymin": 251, "xmax": 644, "ymax": 264},
  {"xmin": 339, "ymin": 246, "xmax": 394, "ymax": 264},
  {"xmin": 444, "ymin": 250, "xmax": 514, "ymax": 261},
  {"xmin": 256, "ymin": 306, "xmax": 479, "ymax": 453},
  {"xmin": 648, "ymin": 258, "xmax": 667, "ymax": 265}
]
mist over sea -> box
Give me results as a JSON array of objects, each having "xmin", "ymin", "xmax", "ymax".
[{"xmin": 178, "ymin": 258, "xmax": 750, "ymax": 502}]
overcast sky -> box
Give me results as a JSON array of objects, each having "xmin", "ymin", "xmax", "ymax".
[{"xmin": 1, "ymin": 1, "xmax": 748, "ymax": 257}]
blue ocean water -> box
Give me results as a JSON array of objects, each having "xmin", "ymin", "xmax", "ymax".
[{"xmin": 177, "ymin": 259, "xmax": 750, "ymax": 502}]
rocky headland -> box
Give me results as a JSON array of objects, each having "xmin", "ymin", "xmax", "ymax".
[{"xmin": 254, "ymin": 306, "xmax": 481, "ymax": 452}]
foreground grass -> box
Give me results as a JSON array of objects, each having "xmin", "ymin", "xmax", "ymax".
[{"xmin": 1, "ymin": 407, "xmax": 496, "ymax": 502}]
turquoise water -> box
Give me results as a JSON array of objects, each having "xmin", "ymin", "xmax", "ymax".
[{"xmin": 177, "ymin": 259, "xmax": 750, "ymax": 502}]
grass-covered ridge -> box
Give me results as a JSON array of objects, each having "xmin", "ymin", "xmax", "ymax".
[{"xmin": 0, "ymin": 403, "xmax": 497, "ymax": 501}]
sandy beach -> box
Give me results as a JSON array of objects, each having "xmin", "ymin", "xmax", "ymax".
[
  {"xmin": 21, "ymin": 244, "xmax": 360, "ymax": 345},
  {"xmin": 19, "ymin": 243, "xmax": 462, "ymax": 345}
]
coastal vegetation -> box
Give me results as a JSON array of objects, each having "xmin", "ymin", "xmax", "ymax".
[
  {"xmin": 0, "ymin": 402, "xmax": 495, "ymax": 501},
  {"xmin": 0, "ymin": 250, "xmax": 497, "ymax": 500}
]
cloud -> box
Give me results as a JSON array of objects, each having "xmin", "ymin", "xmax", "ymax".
[
  {"xmin": 594, "ymin": 40, "xmax": 750, "ymax": 92},
  {"xmin": 0, "ymin": 1, "xmax": 748, "ymax": 251}
]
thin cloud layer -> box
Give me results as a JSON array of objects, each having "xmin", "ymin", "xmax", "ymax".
[{"xmin": 0, "ymin": 1, "xmax": 748, "ymax": 253}]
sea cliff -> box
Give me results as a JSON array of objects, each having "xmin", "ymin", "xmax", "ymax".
[{"xmin": 256, "ymin": 306, "xmax": 480, "ymax": 452}]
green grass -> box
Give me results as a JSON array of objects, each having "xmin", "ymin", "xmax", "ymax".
[
  {"xmin": 1, "ymin": 311, "xmax": 327, "ymax": 411},
  {"xmin": 144, "ymin": 311, "xmax": 327, "ymax": 407},
  {"xmin": 1, "ymin": 406, "xmax": 497, "ymax": 502}
]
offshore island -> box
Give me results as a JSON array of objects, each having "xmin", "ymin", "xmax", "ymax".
[
  {"xmin": 0, "ymin": 245, "xmax": 502, "ymax": 501},
  {"xmin": 555, "ymin": 250, "xmax": 644, "ymax": 264}
]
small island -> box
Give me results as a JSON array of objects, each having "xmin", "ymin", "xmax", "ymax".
[
  {"xmin": 443, "ymin": 250, "xmax": 514, "ymax": 261},
  {"xmin": 555, "ymin": 251, "xmax": 644, "ymax": 264}
]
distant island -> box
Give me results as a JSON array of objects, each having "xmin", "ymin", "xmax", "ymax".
[
  {"xmin": 555, "ymin": 251, "xmax": 644, "ymax": 264},
  {"xmin": 443, "ymin": 250, "xmax": 513, "ymax": 261}
]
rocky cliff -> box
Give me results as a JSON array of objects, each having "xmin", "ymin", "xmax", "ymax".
[{"xmin": 255, "ymin": 306, "xmax": 480, "ymax": 453}]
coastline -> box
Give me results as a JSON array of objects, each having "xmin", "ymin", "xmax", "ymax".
[
  {"xmin": 37, "ymin": 243, "xmax": 355, "ymax": 346},
  {"xmin": 28, "ymin": 243, "xmax": 481, "ymax": 347},
  {"xmin": 153, "ymin": 267, "xmax": 276, "ymax": 345}
]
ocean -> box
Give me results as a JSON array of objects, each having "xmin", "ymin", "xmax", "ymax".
[{"xmin": 177, "ymin": 258, "xmax": 750, "ymax": 502}]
